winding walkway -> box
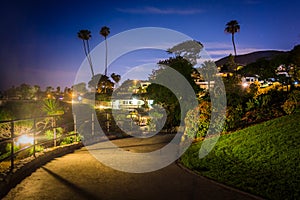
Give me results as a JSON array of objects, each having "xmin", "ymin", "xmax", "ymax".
[{"xmin": 4, "ymin": 134, "xmax": 262, "ymax": 200}]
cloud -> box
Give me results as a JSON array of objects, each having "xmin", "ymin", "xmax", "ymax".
[{"xmin": 116, "ymin": 6, "xmax": 204, "ymax": 15}]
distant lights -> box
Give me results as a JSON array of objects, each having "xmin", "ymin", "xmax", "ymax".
[{"xmin": 242, "ymin": 82, "xmax": 249, "ymax": 88}]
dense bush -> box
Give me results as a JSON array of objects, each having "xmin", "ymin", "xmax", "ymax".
[
  {"xmin": 184, "ymin": 86, "xmax": 298, "ymax": 139},
  {"xmin": 282, "ymin": 90, "xmax": 300, "ymax": 115},
  {"xmin": 184, "ymin": 101, "xmax": 213, "ymax": 139},
  {"xmin": 223, "ymin": 104, "xmax": 243, "ymax": 131}
]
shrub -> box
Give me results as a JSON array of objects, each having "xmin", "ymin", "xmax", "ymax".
[
  {"xmin": 184, "ymin": 107, "xmax": 200, "ymax": 139},
  {"xmin": 282, "ymin": 90, "xmax": 300, "ymax": 115},
  {"xmin": 29, "ymin": 145, "xmax": 44, "ymax": 155},
  {"xmin": 60, "ymin": 131, "xmax": 81, "ymax": 145},
  {"xmin": 0, "ymin": 143, "xmax": 20, "ymax": 160},
  {"xmin": 224, "ymin": 104, "xmax": 244, "ymax": 131},
  {"xmin": 184, "ymin": 101, "xmax": 211, "ymax": 139},
  {"xmin": 282, "ymin": 99, "xmax": 296, "ymax": 115},
  {"xmin": 45, "ymin": 127, "xmax": 63, "ymax": 140}
]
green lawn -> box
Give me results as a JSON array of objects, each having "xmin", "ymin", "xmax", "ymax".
[{"xmin": 180, "ymin": 111, "xmax": 300, "ymax": 200}]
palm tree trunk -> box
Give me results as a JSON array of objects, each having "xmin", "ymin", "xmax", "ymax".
[
  {"xmin": 232, "ymin": 33, "xmax": 238, "ymax": 74},
  {"xmin": 232, "ymin": 33, "xmax": 237, "ymax": 57},
  {"xmin": 105, "ymin": 37, "xmax": 108, "ymax": 76},
  {"xmin": 86, "ymin": 41, "xmax": 94, "ymax": 77},
  {"xmin": 82, "ymin": 40, "xmax": 88, "ymax": 58},
  {"xmin": 82, "ymin": 40, "xmax": 94, "ymax": 77}
]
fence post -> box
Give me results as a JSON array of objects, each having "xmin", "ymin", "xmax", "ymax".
[
  {"xmin": 33, "ymin": 118, "xmax": 36, "ymax": 158},
  {"xmin": 52, "ymin": 116, "xmax": 56, "ymax": 147},
  {"xmin": 10, "ymin": 121, "xmax": 14, "ymax": 171},
  {"xmin": 92, "ymin": 113, "xmax": 95, "ymax": 136},
  {"xmin": 74, "ymin": 114, "xmax": 77, "ymax": 142},
  {"xmin": 106, "ymin": 111, "xmax": 109, "ymax": 133}
]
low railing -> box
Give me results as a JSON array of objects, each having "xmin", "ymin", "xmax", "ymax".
[{"xmin": 0, "ymin": 114, "xmax": 77, "ymax": 172}]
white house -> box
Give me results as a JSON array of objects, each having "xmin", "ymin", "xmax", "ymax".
[
  {"xmin": 241, "ymin": 74, "xmax": 260, "ymax": 87},
  {"xmin": 111, "ymin": 98, "xmax": 154, "ymax": 110}
]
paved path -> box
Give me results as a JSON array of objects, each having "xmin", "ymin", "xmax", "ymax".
[{"xmin": 4, "ymin": 134, "xmax": 261, "ymax": 200}]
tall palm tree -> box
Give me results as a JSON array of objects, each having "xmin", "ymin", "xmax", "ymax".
[
  {"xmin": 100, "ymin": 26, "xmax": 110, "ymax": 76},
  {"xmin": 78, "ymin": 29, "xmax": 94, "ymax": 77},
  {"xmin": 225, "ymin": 20, "xmax": 240, "ymax": 57}
]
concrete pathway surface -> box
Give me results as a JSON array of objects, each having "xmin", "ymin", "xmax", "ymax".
[{"xmin": 3, "ymin": 134, "xmax": 262, "ymax": 200}]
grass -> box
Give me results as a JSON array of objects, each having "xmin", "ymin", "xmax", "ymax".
[{"xmin": 180, "ymin": 111, "xmax": 300, "ymax": 200}]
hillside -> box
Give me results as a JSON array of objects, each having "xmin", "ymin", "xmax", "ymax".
[
  {"xmin": 180, "ymin": 111, "xmax": 300, "ymax": 200},
  {"xmin": 215, "ymin": 50, "xmax": 288, "ymax": 66}
]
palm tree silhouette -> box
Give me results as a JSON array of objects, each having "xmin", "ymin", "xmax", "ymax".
[
  {"xmin": 100, "ymin": 26, "xmax": 110, "ymax": 76},
  {"xmin": 225, "ymin": 20, "xmax": 240, "ymax": 57},
  {"xmin": 78, "ymin": 30, "xmax": 94, "ymax": 77}
]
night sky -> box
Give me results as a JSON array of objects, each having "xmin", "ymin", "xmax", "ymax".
[{"xmin": 0, "ymin": 0, "xmax": 299, "ymax": 90}]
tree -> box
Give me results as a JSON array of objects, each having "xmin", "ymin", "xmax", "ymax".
[
  {"xmin": 167, "ymin": 40, "xmax": 203, "ymax": 66},
  {"xmin": 227, "ymin": 54, "xmax": 236, "ymax": 72},
  {"xmin": 225, "ymin": 20, "xmax": 240, "ymax": 57},
  {"xmin": 111, "ymin": 73, "xmax": 121, "ymax": 86},
  {"xmin": 88, "ymin": 74, "xmax": 114, "ymax": 94},
  {"xmin": 46, "ymin": 86, "xmax": 53, "ymax": 93},
  {"xmin": 241, "ymin": 58, "xmax": 276, "ymax": 80},
  {"xmin": 147, "ymin": 56, "xmax": 201, "ymax": 130},
  {"xmin": 18, "ymin": 83, "xmax": 32, "ymax": 99},
  {"xmin": 63, "ymin": 87, "xmax": 72, "ymax": 101},
  {"xmin": 100, "ymin": 26, "xmax": 110, "ymax": 76},
  {"xmin": 56, "ymin": 86, "xmax": 61, "ymax": 94},
  {"xmin": 289, "ymin": 45, "xmax": 300, "ymax": 81},
  {"xmin": 32, "ymin": 85, "xmax": 41, "ymax": 99},
  {"xmin": 290, "ymin": 45, "xmax": 300, "ymax": 67},
  {"xmin": 78, "ymin": 29, "xmax": 94, "ymax": 77},
  {"xmin": 72, "ymin": 82, "xmax": 88, "ymax": 94},
  {"xmin": 199, "ymin": 60, "xmax": 218, "ymax": 91}
]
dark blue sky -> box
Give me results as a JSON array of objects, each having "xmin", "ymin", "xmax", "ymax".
[{"xmin": 0, "ymin": 0, "xmax": 299, "ymax": 90}]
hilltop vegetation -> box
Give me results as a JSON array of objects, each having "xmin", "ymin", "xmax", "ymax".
[{"xmin": 215, "ymin": 50, "xmax": 287, "ymax": 67}]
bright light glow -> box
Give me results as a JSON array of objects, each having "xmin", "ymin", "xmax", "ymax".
[
  {"xmin": 16, "ymin": 135, "xmax": 34, "ymax": 146},
  {"xmin": 132, "ymin": 98, "xmax": 138, "ymax": 105},
  {"xmin": 98, "ymin": 105, "xmax": 105, "ymax": 109},
  {"xmin": 96, "ymin": 105, "xmax": 111, "ymax": 109},
  {"xmin": 242, "ymin": 82, "xmax": 249, "ymax": 88}
]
